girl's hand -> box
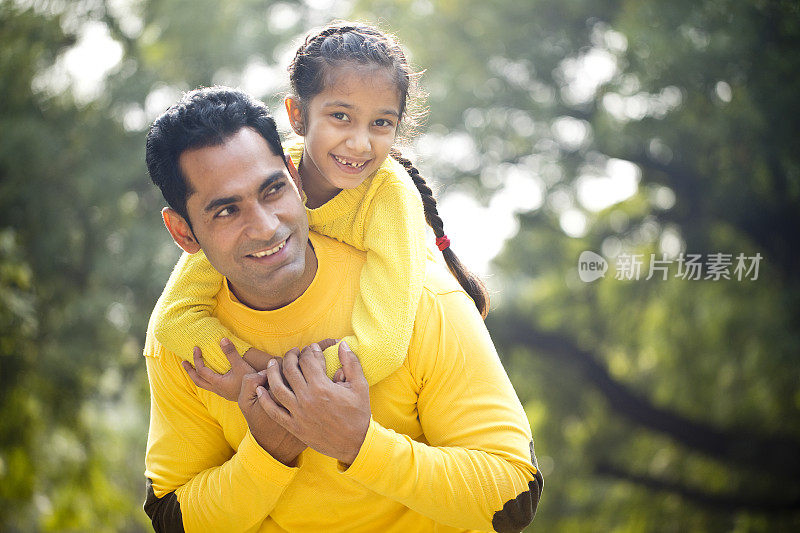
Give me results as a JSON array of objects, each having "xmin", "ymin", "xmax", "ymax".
[
  {"xmin": 183, "ymin": 338, "xmax": 274, "ymax": 401},
  {"xmin": 242, "ymin": 346, "xmax": 276, "ymax": 371},
  {"xmin": 301, "ymin": 338, "xmax": 346, "ymax": 384}
]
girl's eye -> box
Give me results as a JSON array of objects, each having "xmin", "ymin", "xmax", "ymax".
[
  {"xmin": 332, "ymin": 112, "xmax": 349, "ymax": 121},
  {"xmin": 374, "ymin": 118, "xmax": 395, "ymax": 127}
]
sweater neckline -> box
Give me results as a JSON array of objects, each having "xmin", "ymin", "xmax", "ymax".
[{"xmin": 216, "ymin": 232, "xmax": 347, "ymax": 335}]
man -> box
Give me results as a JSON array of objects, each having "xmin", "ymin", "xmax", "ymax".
[{"xmin": 143, "ymin": 86, "xmax": 542, "ymax": 532}]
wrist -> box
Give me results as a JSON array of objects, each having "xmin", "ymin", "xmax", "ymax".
[
  {"xmin": 273, "ymin": 438, "xmax": 305, "ymax": 467},
  {"xmin": 252, "ymin": 431, "xmax": 304, "ymax": 466},
  {"xmin": 340, "ymin": 420, "xmax": 370, "ymax": 466}
]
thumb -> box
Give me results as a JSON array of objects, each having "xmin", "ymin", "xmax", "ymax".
[{"xmin": 339, "ymin": 340, "xmax": 367, "ymax": 391}]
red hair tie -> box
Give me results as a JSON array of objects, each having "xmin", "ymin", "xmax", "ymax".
[{"xmin": 436, "ymin": 235, "xmax": 451, "ymax": 251}]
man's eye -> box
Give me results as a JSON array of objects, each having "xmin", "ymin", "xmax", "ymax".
[
  {"xmin": 374, "ymin": 118, "xmax": 395, "ymax": 127},
  {"xmin": 332, "ymin": 112, "xmax": 349, "ymax": 121},
  {"xmin": 265, "ymin": 182, "xmax": 285, "ymax": 196},
  {"xmin": 216, "ymin": 206, "xmax": 236, "ymax": 218}
]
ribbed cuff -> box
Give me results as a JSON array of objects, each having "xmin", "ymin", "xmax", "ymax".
[
  {"xmin": 229, "ymin": 337, "xmax": 254, "ymax": 362},
  {"xmin": 339, "ymin": 418, "xmax": 393, "ymax": 485},
  {"xmin": 238, "ymin": 430, "xmax": 300, "ymax": 488}
]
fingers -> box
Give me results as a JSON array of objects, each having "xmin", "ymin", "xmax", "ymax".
[
  {"xmin": 182, "ymin": 358, "xmax": 213, "ymax": 391},
  {"xmin": 298, "ymin": 343, "xmax": 327, "ymax": 386},
  {"xmin": 339, "ymin": 340, "xmax": 368, "ymax": 392},
  {"xmin": 238, "ymin": 370, "xmax": 268, "ymax": 404},
  {"xmin": 281, "ymin": 347, "xmax": 308, "ymax": 397},
  {"xmin": 193, "ymin": 346, "xmax": 225, "ymax": 383},
  {"xmin": 256, "ymin": 384, "xmax": 294, "ymax": 429},
  {"xmin": 317, "ymin": 338, "xmax": 338, "ymax": 352},
  {"xmin": 266, "ymin": 357, "xmax": 298, "ymax": 411},
  {"xmin": 220, "ymin": 338, "xmax": 254, "ymax": 373}
]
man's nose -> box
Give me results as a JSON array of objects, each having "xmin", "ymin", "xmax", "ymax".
[
  {"xmin": 346, "ymin": 127, "xmax": 371, "ymax": 153},
  {"xmin": 244, "ymin": 205, "xmax": 279, "ymax": 239}
]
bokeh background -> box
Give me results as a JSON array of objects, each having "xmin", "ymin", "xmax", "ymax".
[{"xmin": 2, "ymin": 0, "xmax": 799, "ymax": 531}]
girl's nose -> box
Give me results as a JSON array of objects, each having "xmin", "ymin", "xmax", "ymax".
[{"xmin": 346, "ymin": 128, "xmax": 372, "ymax": 153}]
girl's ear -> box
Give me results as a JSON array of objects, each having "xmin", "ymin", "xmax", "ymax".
[{"xmin": 284, "ymin": 96, "xmax": 305, "ymax": 136}]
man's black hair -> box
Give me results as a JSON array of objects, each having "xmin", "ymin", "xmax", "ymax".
[{"xmin": 145, "ymin": 86, "xmax": 285, "ymax": 227}]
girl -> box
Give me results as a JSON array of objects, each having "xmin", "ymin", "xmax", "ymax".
[{"xmin": 153, "ymin": 21, "xmax": 488, "ymax": 396}]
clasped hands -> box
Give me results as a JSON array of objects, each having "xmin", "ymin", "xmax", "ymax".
[{"xmin": 182, "ymin": 338, "xmax": 371, "ymax": 467}]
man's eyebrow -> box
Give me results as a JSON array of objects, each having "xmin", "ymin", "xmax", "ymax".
[
  {"xmin": 258, "ymin": 171, "xmax": 287, "ymax": 194},
  {"xmin": 202, "ymin": 172, "xmax": 286, "ymax": 213},
  {"xmin": 204, "ymin": 194, "xmax": 241, "ymax": 213},
  {"xmin": 322, "ymin": 100, "xmax": 399, "ymax": 117}
]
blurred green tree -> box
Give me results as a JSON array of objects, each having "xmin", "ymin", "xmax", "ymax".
[
  {"xmin": 352, "ymin": 0, "xmax": 800, "ymax": 530},
  {"xmin": 3, "ymin": 0, "xmax": 799, "ymax": 530}
]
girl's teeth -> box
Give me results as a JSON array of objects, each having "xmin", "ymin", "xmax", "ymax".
[
  {"xmin": 334, "ymin": 155, "xmax": 365, "ymax": 168},
  {"xmin": 251, "ymin": 241, "xmax": 285, "ymax": 257}
]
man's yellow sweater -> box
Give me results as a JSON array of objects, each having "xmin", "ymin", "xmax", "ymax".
[
  {"xmin": 151, "ymin": 141, "xmax": 426, "ymax": 385},
  {"xmin": 144, "ymin": 233, "xmax": 542, "ymax": 532}
]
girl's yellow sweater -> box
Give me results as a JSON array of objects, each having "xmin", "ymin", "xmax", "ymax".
[{"xmin": 151, "ymin": 140, "xmax": 427, "ymax": 384}]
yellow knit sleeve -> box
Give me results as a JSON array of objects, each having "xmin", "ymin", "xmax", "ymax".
[
  {"xmin": 340, "ymin": 290, "xmax": 541, "ymax": 530},
  {"xmin": 152, "ymin": 251, "xmax": 253, "ymax": 373},
  {"xmin": 144, "ymin": 347, "xmax": 298, "ymax": 530},
  {"xmin": 320, "ymin": 179, "xmax": 427, "ymax": 384}
]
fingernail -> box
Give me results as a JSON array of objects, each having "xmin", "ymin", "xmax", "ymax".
[
  {"xmin": 311, "ymin": 343, "xmax": 321, "ymax": 353},
  {"xmin": 257, "ymin": 386, "xmax": 264, "ymax": 397},
  {"xmin": 221, "ymin": 337, "xmax": 231, "ymax": 346},
  {"xmin": 258, "ymin": 369, "xmax": 268, "ymax": 376},
  {"xmin": 341, "ymin": 340, "xmax": 350, "ymax": 351},
  {"xmin": 268, "ymin": 359, "xmax": 276, "ymax": 368}
]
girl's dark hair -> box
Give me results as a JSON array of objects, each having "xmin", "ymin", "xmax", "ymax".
[
  {"xmin": 391, "ymin": 149, "xmax": 490, "ymax": 318},
  {"xmin": 289, "ymin": 21, "xmax": 489, "ymax": 317},
  {"xmin": 288, "ymin": 20, "xmax": 423, "ymax": 136}
]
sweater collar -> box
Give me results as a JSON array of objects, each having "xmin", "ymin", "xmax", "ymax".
[{"xmin": 215, "ymin": 232, "xmax": 346, "ymax": 335}]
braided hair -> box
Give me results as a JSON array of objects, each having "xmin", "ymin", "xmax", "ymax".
[
  {"xmin": 288, "ymin": 21, "xmax": 489, "ymax": 317},
  {"xmin": 390, "ymin": 148, "xmax": 489, "ymax": 318}
]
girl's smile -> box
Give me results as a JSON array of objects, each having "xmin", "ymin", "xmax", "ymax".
[{"xmin": 286, "ymin": 64, "xmax": 402, "ymax": 208}]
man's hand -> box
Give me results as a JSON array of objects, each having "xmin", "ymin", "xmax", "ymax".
[
  {"xmin": 182, "ymin": 339, "xmax": 306, "ymax": 465},
  {"xmin": 182, "ymin": 338, "xmax": 273, "ymax": 401},
  {"xmin": 238, "ymin": 369, "xmax": 307, "ymax": 466},
  {"xmin": 257, "ymin": 341, "xmax": 371, "ymax": 466}
]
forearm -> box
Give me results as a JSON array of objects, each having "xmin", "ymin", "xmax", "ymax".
[
  {"xmin": 320, "ymin": 180, "xmax": 427, "ymax": 384},
  {"xmin": 144, "ymin": 350, "xmax": 296, "ymax": 532},
  {"xmin": 341, "ymin": 419, "xmax": 540, "ymax": 531},
  {"xmin": 153, "ymin": 251, "xmax": 252, "ymax": 372},
  {"xmin": 147, "ymin": 431, "xmax": 297, "ymax": 532}
]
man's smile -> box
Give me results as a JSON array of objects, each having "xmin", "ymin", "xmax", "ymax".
[{"xmin": 246, "ymin": 237, "xmax": 288, "ymax": 259}]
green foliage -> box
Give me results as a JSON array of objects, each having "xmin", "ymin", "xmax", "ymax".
[
  {"xmin": 1, "ymin": 0, "xmax": 798, "ymax": 530},
  {"xmin": 353, "ymin": 0, "xmax": 800, "ymax": 530}
]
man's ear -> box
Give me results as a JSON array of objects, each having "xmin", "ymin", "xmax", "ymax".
[
  {"xmin": 162, "ymin": 207, "xmax": 201, "ymax": 254},
  {"xmin": 284, "ymin": 96, "xmax": 305, "ymax": 136}
]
